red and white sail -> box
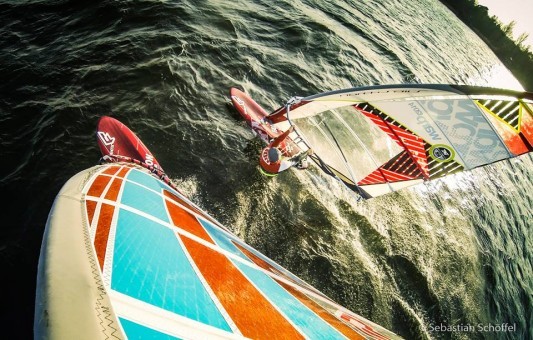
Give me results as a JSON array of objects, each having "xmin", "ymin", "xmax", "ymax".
[{"xmin": 272, "ymin": 84, "xmax": 533, "ymax": 198}]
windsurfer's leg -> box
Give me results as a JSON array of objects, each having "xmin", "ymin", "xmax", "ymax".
[
  {"xmin": 290, "ymin": 148, "xmax": 313, "ymax": 170},
  {"xmin": 291, "ymin": 148, "xmax": 312, "ymax": 164},
  {"xmin": 278, "ymin": 159, "xmax": 294, "ymax": 172}
]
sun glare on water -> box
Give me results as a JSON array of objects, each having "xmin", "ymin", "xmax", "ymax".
[{"xmin": 479, "ymin": 63, "xmax": 524, "ymax": 91}]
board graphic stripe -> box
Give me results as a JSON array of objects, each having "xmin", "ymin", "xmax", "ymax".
[
  {"xmin": 104, "ymin": 177, "xmax": 123, "ymax": 201},
  {"xmin": 93, "ymin": 203, "xmax": 115, "ymax": 270},
  {"xmin": 119, "ymin": 317, "xmax": 181, "ymax": 339},
  {"xmin": 231, "ymin": 242, "xmax": 332, "ymax": 302},
  {"xmin": 165, "ymin": 200, "xmax": 305, "ymax": 339},
  {"xmin": 111, "ymin": 209, "xmax": 232, "ymax": 331},
  {"xmin": 120, "ymin": 170, "xmax": 170, "ymax": 222},
  {"xmin": 337, "ymin": 312, "xmax": 389, "ymax": 340},
  {"xmin": 86, "ymin": 200, "xmax": 97, "ymax": 225},
  {"xmin": 87, "ymin": 174, "xmax": 113, "ymax": 198},
  {"xmin": 234, "ymin": 243, "xmax": 365, "ymax": 339},
  {"xmin": 117, "ymin": 167, "xmax": 131, "ymax": 178},
  {"xmin": 197, "ymin": 220, "xmax": 346, "ymax": 339},
  {"xmin": 165, "ymin": 199, "xmax": 213, "ymax": 243},
  {"xmin": 277, "ymin": 280, "xmax": 365, "ymax": 339},
  {"xmin": 87, "ymin": 167, "xmax": 126, "ymax": 270},
  {"xmin": 163, "ymin": 190, "xmax": 225, "ymax": 230},
  {"xmin": 103, "ymin": 166, "xmax": 122, "ymax": 176}
]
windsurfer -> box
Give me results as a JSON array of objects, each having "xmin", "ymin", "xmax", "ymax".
[{"xmin": 259, "ymin": 126, "xmax": 313, "ymax": 175}]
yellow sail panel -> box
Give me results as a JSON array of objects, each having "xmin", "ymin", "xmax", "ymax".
[
  {"xmin": 476, "ymin": 101, "xmax": 530, "ymax": 156},
  {"xmin": 520, "ymin": 101, "xmax": 533, "ymax": 147}
]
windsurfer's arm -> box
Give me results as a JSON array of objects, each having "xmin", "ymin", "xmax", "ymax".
[
  {"xmin": 270, "ymin": 126, "xmax": 294, "ymax": 148},
  {"xmin": 290, "ymin": 148, "xmax": 313, "ymax": 163}
]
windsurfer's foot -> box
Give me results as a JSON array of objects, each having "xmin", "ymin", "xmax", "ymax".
[{"xmin": 297, "ymin": 159, "xmax": 309, "ymax": 169}]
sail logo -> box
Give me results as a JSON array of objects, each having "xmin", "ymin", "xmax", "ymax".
[
  {"xmin": 429, "ymin": 144, "xmax": 454, "ymax": 162},
  {"xmin": 97, "ymin": 131, "xmax": 115, "ymax": 154},
  {"xmin": 409, "ymin": 102, "xmax": 441, "ymax": 141},
  {"xmin": 420, "ymin": 99, "xmax": 508, "ymax": 168}
]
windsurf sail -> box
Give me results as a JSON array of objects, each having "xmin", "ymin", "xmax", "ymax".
[{"xmin": 267, "ymin": 84, "xmax": 533, "ymax": 199}]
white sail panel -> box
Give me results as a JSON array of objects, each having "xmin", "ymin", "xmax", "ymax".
[
  {"xmin": 294, "ymin": 116, "xmax": 355, "ymax": 181},
  {"xmin": 304, "ymin": 86, "xmax": 455, "ymax": 103},
  {"xmin": 360, "ymin": 179, "xmax": 424, "ymax": 198},
  {"xmin": 293, "ymin": 106, "xmax": 404, "ymax": 184},
  {"xmin": 370, "ymin": 100, "xmax": 449, "ymax": 144},
  {"xmin": 289, "ymin": 101, "xmax": 358, "ymax": 120},
  {"xmin": 290, "ymin": 86, "xmax": 457, "ymax": 120}
]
